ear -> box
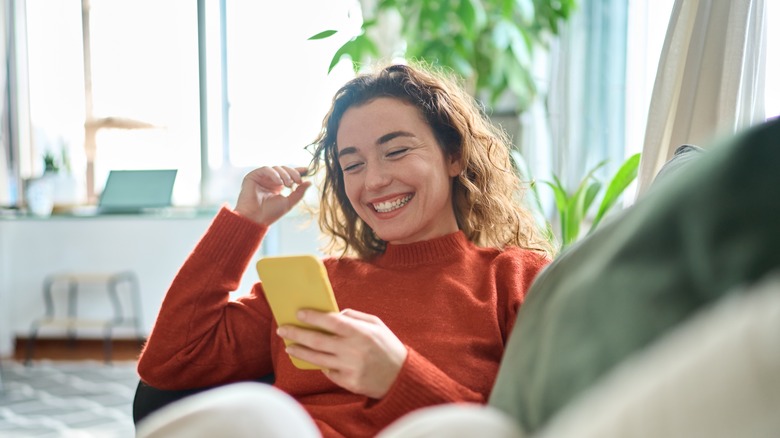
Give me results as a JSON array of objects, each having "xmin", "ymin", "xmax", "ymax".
[{"xmin": 447, "ymin": 153, "xmax": 463, "ymax": 178}]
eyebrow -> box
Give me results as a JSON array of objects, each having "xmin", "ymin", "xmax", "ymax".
[
  {"xmin": 337, "ymin": 131, "xmax": 416, "ymax": 159},
  {"xmin": 377, "ymin": 130, "xmax": 415, "ymax": 145}
]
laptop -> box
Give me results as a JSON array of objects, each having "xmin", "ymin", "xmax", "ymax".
[{"xmin": 98, "ymin": 169, "xmax": 177, "ymax": 214}]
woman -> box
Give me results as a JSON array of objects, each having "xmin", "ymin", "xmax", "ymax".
[{"xmin": 137, "ymin": 63, "xmax": 552, "ymax": 437}]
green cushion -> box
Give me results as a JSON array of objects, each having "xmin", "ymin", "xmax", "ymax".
[{"xmin": 489, "ymin": 118, "xmax": 780, "ymax": 433}]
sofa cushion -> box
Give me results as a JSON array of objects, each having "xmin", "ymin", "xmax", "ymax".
[
  {"xmin": 651, "ymin": 144, "xmax": 705, "ymax": 187},
  {"xmin": 488, "ymin": 118, "xmax": 780, "ymax": 434}
]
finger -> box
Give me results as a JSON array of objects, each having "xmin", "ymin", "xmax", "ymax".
[
  {"xmin": 272, "ymin": 166, "xmax": 295, "ymax": 187},
  {"xmin": 281, "ymin": 165, "xmax": 304, "ymax": 185},
  {"xmin": 278, "ymin": 325, "xmax": 338, "ymax": 354},
  {"xmin": 295, "ymin": 166, "xmax": 310, "ymax": 177},
  {"xmin": 339, "ymin": 308, "xmax": 382, "ymax": 325},
  {"xmin": 245, "ymin": 167, "xmax": 283, "ymax": 188},
  {"xmin": 286, "ymin": 181, "xmax": 311, "ymax": 206},
  {"xmin": 285, "ymin": 343, "xmax": 341, "ymax": 371},
  {"xmin": 298, "ymin": 310, "xmax": 357, "ymax": 337}
]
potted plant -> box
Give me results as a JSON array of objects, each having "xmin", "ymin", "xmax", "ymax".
[{"xmin": 29, "ymin": 146, "xmax": 83, "ymax": 214}]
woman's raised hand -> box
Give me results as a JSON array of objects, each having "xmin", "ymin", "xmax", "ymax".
[{"xmin": 234, "ymin": 166, "xmax": 312, "ymax": 226}]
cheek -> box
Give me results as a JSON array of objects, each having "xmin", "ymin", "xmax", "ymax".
[{"xmin": 342, "ymin": 178, "xmax": 362, "ymax": 210}]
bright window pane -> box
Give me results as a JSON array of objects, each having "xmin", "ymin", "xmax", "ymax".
[
  {"xmin": 88, "ymin": 0, "xmax": 200, "ymax": 204},
  {"xmin": 25, "ymin": 0, "xmax": 85, "ymax": 176},
  {"xmin": 221, "ymin": 0, "xmax": 357, "ymax": 169},
  {"xmin": 26, "ymin": 0, "xmax": 201, "ymax": 205}
]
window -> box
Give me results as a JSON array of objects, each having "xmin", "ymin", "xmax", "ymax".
[
  {"xmin": 199, "ymin": 0, "xmax": 357, "ymax": 204},
  {"xmin": 625, "ymin": 0, "xmax": 779, "ymax": 160},
  {"xmin": 26, "ymin": 0, "xmax": 200, "ymax": 204},
  {"xmin": 17, "ymin": 0, "xmax": 779, "ymax": 210},
  {"xmin": 23, "ymin": 0, "xmax": 358, "ymax": 207}
]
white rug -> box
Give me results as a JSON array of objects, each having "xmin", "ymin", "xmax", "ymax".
[{"xmin": 0, "ymin": 360, "xmax": 138, "ymax": 438}]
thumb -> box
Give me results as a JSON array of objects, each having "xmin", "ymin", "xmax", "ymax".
[{"xmin": 285, "ymin": 181, "xmax": 312, "ymax": 207}]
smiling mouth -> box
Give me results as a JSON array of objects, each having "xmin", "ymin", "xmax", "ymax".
[{"xmin": 372, "ymin": 194, "xmax": 413, "ymax": 213}]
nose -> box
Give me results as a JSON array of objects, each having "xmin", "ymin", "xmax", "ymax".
[{"xmin": 364, "ymin": 162, "xmax": 391, "ymax": 191}]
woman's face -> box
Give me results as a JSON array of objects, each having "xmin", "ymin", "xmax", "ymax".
[{"xmin": 336, "ymin": 97, "xmax": 462, "ymax": 245}]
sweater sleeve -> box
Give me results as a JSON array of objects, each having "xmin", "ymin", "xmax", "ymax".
[
  {"xmin": 500, "ymin": 249, "xmax": 551, "ymax": 341},
  {"xmin": 137, "ymin": 207, "xmax": 276, "ymax": 390},
  {"xmin": 364, "ymin": 347, "xmax": 487, "ymax": 421}
]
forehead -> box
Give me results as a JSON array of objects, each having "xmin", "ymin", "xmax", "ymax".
[{"xmin": 336, "ymin": 98, "xmax": 430, "ymax": 150}]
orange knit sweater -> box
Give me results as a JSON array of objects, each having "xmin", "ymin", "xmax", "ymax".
[{"xmin": 138, "ymin": 208, "xmax": 548, "ymax": 437}]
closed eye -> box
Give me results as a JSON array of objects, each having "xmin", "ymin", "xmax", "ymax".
[
  {"xmin": 386, "ymin": 148, "xmax": 409, "ymax": 158},
  {"xmin": 341, "ymin": 162, "xmax": 364, "ymax": 173}
]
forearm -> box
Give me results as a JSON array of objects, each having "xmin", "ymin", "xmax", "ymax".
[{"xmin": 138, "ymin": 208, "xmax": 274, "ymax": 389}]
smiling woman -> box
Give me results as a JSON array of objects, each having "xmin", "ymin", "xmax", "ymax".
[{"xmin": 135, "ymin": 63, "xmax": 553, "ymax": 438}]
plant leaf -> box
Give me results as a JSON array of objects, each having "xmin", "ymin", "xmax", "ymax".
[
  {"xmin": 583, "ymin": 180, "xmax": 602, "ymax": 215},
  {"xmin": 563, "ymin": 177, "xmax": 594, "ymax": 247},
  {"xmin": 554, "ymin": 160, "xmax": 606, "ymax": 247},
  {"xmin": 563, "ymin": 199, "xmax": 580, "ymax": 247},
  {"xmin": 542, "ymin": 177, "xmax": 571, "ymax": 246},
  {"xmin": 590, "ymin": 153, "xmax": 641, "ymax": 232},
  {"xmin": 307, "ymin": 30, "xmax": 337, "ymax": 40},
  {"xmin": 327, "ymin": 40, "xmax": 355, "ymax": 73},
  {"xmin": 542, "ymin": 179, "xmax": 568, "ymax": 218}
]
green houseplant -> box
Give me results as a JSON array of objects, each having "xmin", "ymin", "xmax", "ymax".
[
  {"xmin": 310, "ymin": 0, "xmax": 576, "ymax": 110},
  {"xmin": 514, "ymin": 152, "xmax": 641, "ymax": 250},
  {"xmin": 544, "ymin": 153, "xmax": 640, "ymax": 249},
  {"xmin": 43, "ymin": 151, "xmax": 60, "ymax": 174}
]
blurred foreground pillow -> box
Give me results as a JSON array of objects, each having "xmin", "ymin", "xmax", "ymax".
[{"xmin": 489, "ymin": 118, "xmax": 780, "ymax": 433}]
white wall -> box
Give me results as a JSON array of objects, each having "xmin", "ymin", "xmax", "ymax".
[{"xmin": 0, "ymin": 210, "xmax": 322, "ymax": 357}]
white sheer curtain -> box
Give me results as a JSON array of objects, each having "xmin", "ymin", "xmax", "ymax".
[
  {"xmin": 636, "ymin": 0, "xmax": 767, "ymax": 197},
  {"xmin": 0, "ymin": 0, "xmax": 10, "ymax": 206}
]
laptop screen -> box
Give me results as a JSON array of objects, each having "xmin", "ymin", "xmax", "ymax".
[{"xmin": 98, "ymin": 169, "xmax": 177, "ymax": 213}]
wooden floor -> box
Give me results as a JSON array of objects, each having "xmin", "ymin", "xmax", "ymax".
[{"xmin": 13, "ymin": 337, "xmax": 144, "ymax": 362}]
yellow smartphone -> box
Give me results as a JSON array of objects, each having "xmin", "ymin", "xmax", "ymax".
[{"xmin": 255, "ymin": 254, "xmax": 339, "ymax": 370}]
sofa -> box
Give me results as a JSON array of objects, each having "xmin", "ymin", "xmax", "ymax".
[
  {"xmin": 489, "ymin": 117, "xmax": 780, "ymax": 436},
  {"xmin": 134, "ymin": 118, "xmax": 780, "ymax": 436}
]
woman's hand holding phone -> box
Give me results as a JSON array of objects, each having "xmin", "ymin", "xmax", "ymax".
[
  {"xmin": 278, "ymin": 309, "xmax": 408, "ymax": 399},
  {"xmin": 234, "ymin": 165, "xmax": 311, "ymax": 226}
]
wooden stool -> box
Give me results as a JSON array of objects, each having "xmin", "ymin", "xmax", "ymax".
[{"xmin": 25, "ymin": 271, "xmax": 143, "ymax": 364}]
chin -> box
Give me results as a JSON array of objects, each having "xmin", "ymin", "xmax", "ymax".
[{"xmin": 371, "ymin": 228, "xmax": 407, "ymax": 244}]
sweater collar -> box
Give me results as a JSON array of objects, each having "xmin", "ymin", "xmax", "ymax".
[{"xmin": 375, "ymin": 231, "xmax": 471, "ymax": 266}]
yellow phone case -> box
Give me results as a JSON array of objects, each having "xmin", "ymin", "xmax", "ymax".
[{"xmin": 256, "ymin": 255, "xmax": 339, "ymax": 370}]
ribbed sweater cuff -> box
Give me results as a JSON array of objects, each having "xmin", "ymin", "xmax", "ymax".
[{"xmin": 367, "ymin": 348, "xmax": 454, "ymax": 420}]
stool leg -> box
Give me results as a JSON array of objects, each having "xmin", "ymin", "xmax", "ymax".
[
  {"xmin": 129, "ymin": 273, "xmax": 145, "ymax": 351},
  {"xmin": 25, "ymin": 323, "xmax": 41, "ymax": 366},
  {"xmin": 66, "ymin": 279, "xmax": 78, "ymax": 349},
  {"xmin": 104, "ymin": 324, "xmax": 113, "ymax": 364}
]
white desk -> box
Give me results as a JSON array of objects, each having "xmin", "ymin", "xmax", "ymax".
[{"xmin": 0, "ymin": 210, "xmax": 322, "ymax": 357}]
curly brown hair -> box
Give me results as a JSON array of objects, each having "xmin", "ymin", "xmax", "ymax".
[{"xmin": 307, "ymin": 63, "xmax": 553, "ymax": 259}]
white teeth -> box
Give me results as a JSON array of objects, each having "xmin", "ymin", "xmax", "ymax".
[{"xmin": 373, "ymin": 195, "xmax": 412, "ymax": 213}]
